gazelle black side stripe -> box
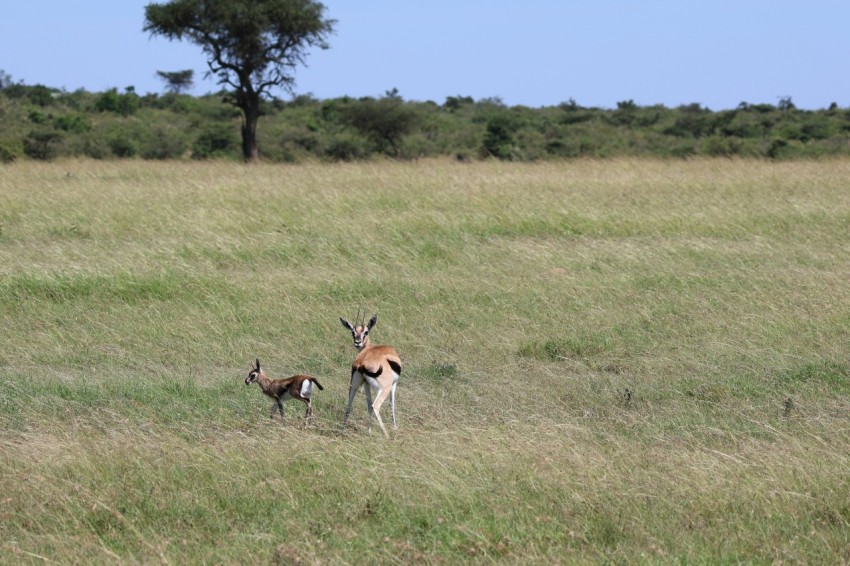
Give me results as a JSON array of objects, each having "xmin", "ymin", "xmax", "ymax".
[{"xmin": 361, "ymin": 366, "xmax": 383, "ymax": 378}]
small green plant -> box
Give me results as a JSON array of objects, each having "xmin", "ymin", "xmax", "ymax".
[
  {"xmin": 518, "ymin": 334, "xmax": 609, "ymax": 362},
  {"xmin": 423, "ymin": 362, "xmax": 458, "ymax": 382},
  {"xmin": 775, "ymin": 360, "xmax": 850, "ymax": 393}
]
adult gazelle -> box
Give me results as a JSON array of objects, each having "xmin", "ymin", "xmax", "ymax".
[{"xmin": 339, "ymin": 311, "xmax": 402, "ymax": 437}]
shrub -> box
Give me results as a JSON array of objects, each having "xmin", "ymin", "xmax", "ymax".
[
  {"xmin": 664, "ymin": 104, "xmax": 715, "ymax": 138},
  {"xmin": 720, "ymin": 113, "xmax": 766, "ymax": 138},
  {"xmin": 774, "ymin": 122, "xmax": 806, "ymax": 142},
  {"xmin": 701, "ymin": 135, "xmax": 738, "ymax": 157},
  {"xmin": 192, "ymin": 124, "xmax": 238, "ymax": 159},
  {"xmin": 27, "ymin": 85, "xmax": 55, "ymax": 107},
  {"xmin": 766, "ymin": 138, "xmax": 804, "ymax": 159},
  {"xmin": 482, "ymin": 114, "xmax": 521, "ymax": 160},
  {"xmin": 324, "ymin": 132, "xmax": 369, "ymax": 161},
  {"xmin": 444, "ymin": 95, "xmax": 474, "ymax": 112},
  {"xmin": 23, "ymin": 129, "xmax": 63, "ymax": 160},
  {"xmin": 95, "ymin": 88, "xmax": 140, "ymax": 116},
  {"xmin": 82, "ymin": 136, "xmax": 111, "ymax": 160},
  {"xmin": 28, "ymin": 110, "xmax": 49, "ymax": 124},
  {"xmin": 608, "ymin": 100, "xmax": 639, "ymax": 127},
  {"xmin": 108, "ymin": 133, "xmax": 138, "ymax": 158},
  {"xmin": 139, "ymin": 126, "xmax": 188, "ymax": 160},
  {"xmin": 343, "ymin": 96, "xmax": 421, "ymax": 156},
  {"xmin": 800, "ymin": 115, "xmax": 838, "ymax": 140},
  {"xmin": 318, "ymin": 99, "xmax": 346, "ymax": 125},
  {"xmin": 54, "ymin": 113, "xmax": 91, "ymax": 133},
  {"xmin": 544, "ymin": 139, "xmax": 580, "ymax": 158},
  {"xmin": 0, "ymin": 138, "xmax": 22, "ymax": 163}
]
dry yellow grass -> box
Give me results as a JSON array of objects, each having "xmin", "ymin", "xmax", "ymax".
[{"xmin": 1, "ymin": 158, "xmax": 850, "ymax": 563}]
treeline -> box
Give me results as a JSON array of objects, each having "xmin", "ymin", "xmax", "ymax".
[{"xmin": 2, "ymin": 80, "xmax": 850, "ymax": 163}]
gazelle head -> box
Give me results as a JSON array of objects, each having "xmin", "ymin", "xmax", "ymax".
[
  {"xmin": 245, "ymin": 358, "xmax": 263, "ymax": 385},
  {"xmin": 340, "ymin": 308, "xmax": 378, "ymax": 351}
]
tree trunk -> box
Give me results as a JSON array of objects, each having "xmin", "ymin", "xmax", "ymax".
[{"xmin": 240, "ymin": 96, "xmax": 260, "ymax": 162}]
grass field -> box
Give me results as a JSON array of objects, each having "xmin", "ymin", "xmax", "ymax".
[{"xmin": 1, "ymin": 158, "xmax": 849, "ymax": 564}]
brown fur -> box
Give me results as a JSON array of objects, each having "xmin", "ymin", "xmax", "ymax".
[
  {"xmin": 353, "ymin": 344, "xmax": 402, "ymax": 376},
  {"xmin": 245, "ymin": 359, "xmax": 324, "ymax": 423}
]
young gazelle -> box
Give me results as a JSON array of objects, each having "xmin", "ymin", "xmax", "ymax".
[
  {"xmin": 244, "ymin": 359, "xmax": 324, "ymax": 424},
  {"xmin": 339, "ymin": 310, "xmax": 402, "ymax": 437}
]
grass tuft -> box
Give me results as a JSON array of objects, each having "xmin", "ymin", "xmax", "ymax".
[{"xmin": 775, "ymin": 360, "xmax": 850, "ymax": 393}]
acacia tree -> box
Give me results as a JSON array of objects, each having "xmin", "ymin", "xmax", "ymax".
[
  {"xmin": 156, "ymin": 69, "xmax": 194, "ymax": 94},
  {"xmin": 144, "ymin": 0, "xmax": 334, "ymax": 162}
]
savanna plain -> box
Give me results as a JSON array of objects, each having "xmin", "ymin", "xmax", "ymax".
[{"xmin": 1, "ymin": 158, "xmax": 849, "ymax": 564}]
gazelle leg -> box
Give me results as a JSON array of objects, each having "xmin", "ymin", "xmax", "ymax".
[
  {"xmin": 344, "ymin": 372, "xmax": 364, "ymax": 426},
  {"xmin": 364, "ymin": 385, "xmax": 374, "ymax": 416},
  {"xmin": 370, "ymin": 386, "xmax": 392, "ymax": 438},
  {"xmin": 366, "ymin": 386, "xmax": 377, "ymax": 434},
  {"xmin": 270, "ymin": 400, "xmax": 283, "ymax": 420},
  {"xmin": 390, "ymin": 382, "xmax": 398, "ymax": 430},
  {"xmin": 363, "ymin": 378, "xmax": 377, "ymax": 433},
  {"xmin": 300, "ymin": 381, "xmax": 314, "ymax": 425}
]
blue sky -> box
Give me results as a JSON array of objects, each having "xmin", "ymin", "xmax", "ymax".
[{"xmin": 2, "ymin": 1, "xmax": 848, "ymax": 110}]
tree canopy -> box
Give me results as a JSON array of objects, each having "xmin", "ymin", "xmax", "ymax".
[
  {"xmin": 156, "ymin": 69, "xmax": 194, "ymax": 94},
  {"xmin": 144, "ymin": 0, "xmax": 335, "ymax": 161}
]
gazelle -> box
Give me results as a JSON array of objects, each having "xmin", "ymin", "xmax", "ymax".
[
  {"xmin": 244, "ymin": 359, "xmax": 324, "ymax": 424},
  {"xmin": 339, "ymin": 310, "xmax": 402, "ymax": 437}
]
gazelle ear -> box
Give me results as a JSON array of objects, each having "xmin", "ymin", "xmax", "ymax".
[
  {"xmin": 340, "ymin": 317, "xmax": 355, "ymax": 332},
  {"xmin": 255, "ymin": 358, "xmax": 261, "ymax": 371},
  {"xmin": 367, "ymin": 314, "xmax": 378, "ymax": 329}
]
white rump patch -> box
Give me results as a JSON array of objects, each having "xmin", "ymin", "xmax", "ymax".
[{"xmin": 300, "ymin": 380, "xmax": 314, "ymax": 398}]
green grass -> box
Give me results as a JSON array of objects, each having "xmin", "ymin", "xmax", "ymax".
[{"xmin": 2, "ymin": 158, "xmax": 850, "ymax": 563}]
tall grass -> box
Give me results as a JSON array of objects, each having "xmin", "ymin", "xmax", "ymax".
[{"xmin": 1, "ymin": 158, "xmax": 850, "ymax": 563}]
